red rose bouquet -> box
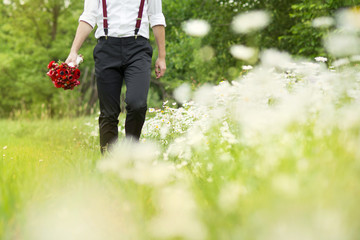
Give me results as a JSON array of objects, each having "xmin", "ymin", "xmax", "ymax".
[{"xmin": 46, "ymin": 55, "xmax": 83, "ymax": 90}]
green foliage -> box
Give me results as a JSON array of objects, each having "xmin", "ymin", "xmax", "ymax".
[{"xmin": 1, "ymin": 0, "xmax": 358, "ymax": 118}]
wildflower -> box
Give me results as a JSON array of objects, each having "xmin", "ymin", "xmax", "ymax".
[
  {"xmin": 149, "ymin": 185, "xmax": 207, "ymax": 240},
  {"xmin": 230, "ymin": 45, "xmax": 256, "ymax": 61},
  {"xmin": 324, "ymin": 32, "xmax": 360, "ymax": 57},
  {"xmin": 3, "ymin": 146, "xmax": 7, "ymax": 150},
  {"xmin": 261, "ymin": 49, "xmax": 292, "ymax": 69},
  {"xmin": 173, "ymin": 83, "xmax": 191, "ymax": 104},
  {"xmin": 182, "ymin": 19, "xmax": 210, "ymax": 37},
  {"xmin": 218, "ymin": 182, "xmax": 246, "ymax": 211},
  {"xmin": 332, "ymin": 58, "xmax": 350, "ymax": 67},
  {"xmin": 350, "ymin": 55, "xmax": 360, "ymax": 62},
  {"xmin": 232, "ymin": 10, "xmax": 270, "ymax": 34},
  {"xmin": 242, "ymin": 65, "xmax": 253, "ymax": 70},
  {"xmin": 312, "ymin": 16, "xmax": 335, "ymax": 28},
  {"xmin": 193, "ymin": 84, "xmax": 214, "ymax": 106},
  {"xmin": 337, "ymin": 7, "xmax": 360, "ymax": 31},
  {"xmin": 314, "ymin": 56, "xmax": 328, "ymax": 62},
  {"xmin": 149, "ymin": 108, "xmax": 155, "ymax": 113}
]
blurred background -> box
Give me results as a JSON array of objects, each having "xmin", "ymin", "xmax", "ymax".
[{"xmin": 0, "ymin": 0, "xmax": 356, "ymax": 118}]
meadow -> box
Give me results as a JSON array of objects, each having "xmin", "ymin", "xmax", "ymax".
[
  {"xmin": 2, "ymin": 55, "xmax": 360, "ymax": 239},
  {"xmin": 1, "ymin": 6, "xmax": 360, "ymax": 240}
]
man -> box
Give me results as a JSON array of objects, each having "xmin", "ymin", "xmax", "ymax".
[{"xmin": 66, "ymin": 0, "xmax": 166, "ymax": 153}]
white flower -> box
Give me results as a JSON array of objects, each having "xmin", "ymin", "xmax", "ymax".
[
  {"xmin": 149, "ymin": 108, "xmax": 155, "ymax": 113},
  {"xmin": 230, "ymin": 45, "xmax": 256, "ymax": 61},
  {"xmin": 182, "ymin": 19, "xmax": 210, "ymax": 37},
  {"xmin": 324, "ymin": 32, "xmax": 360, "ymax": 57},
  {"xmin": 193, "ymin": 84, "xmax": 214, "ymax": 106},
  {"xmin": 218, "ymin": 182, "xmax": 246, "ymax": 211},
  {"xmin": 3, "ymin": 146, "xmax": 7, "ymax": 150},
  {"xmin": 312, "ymin": 16, "xmax": 335, "ymax": 28},
  {"xmin": 173, "ymin": 83, "xmax": 192, "ymax": 104},
  {"xmin": 149, "ymin": 185, "xmax": 206, "ymax": 240},
  {"xmin": 337, "ymin": 7, "xmax": 360, "ymax": 31},
  {"xmin": 261, "ymin": 49, "xmax": 293, "ymax": 69},
  {"xmin": 242, "ymin": 65, "xmax": 253, "ymax": 70},
  {"xmin": 332, "ymin": 58, "xmax": 350, "ymax": 67},
  {"xmin": 314, "ymin": 56, "xmax": 328, "ymax": 62},
  {"xmin": 232, "ymin": 10, "xmax": 270, "ymax": 34},
  {"xmin": 24, "ymin": 187, "xmax": 137, "ymax": 240},
  {"xmin": 350, "ymin": 55, "xmax": 360, "ymax": 62}
]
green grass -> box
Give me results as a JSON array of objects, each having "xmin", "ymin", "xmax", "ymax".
[
  {"xmin": 1, "ymin": 117, "xmax": 360, "ymax": 240},
  {"xmin": 0, "ymin": 118, "xmax": 101, "ymax": 239}
]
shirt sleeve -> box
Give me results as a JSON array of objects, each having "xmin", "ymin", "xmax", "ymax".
[
  {"xmin": 79, "ymin": 0, "xmax": 99, "ymax": 28},
  {"xmin": 148, "ymin": 0, "xmax": 166, "ymax": 28}
]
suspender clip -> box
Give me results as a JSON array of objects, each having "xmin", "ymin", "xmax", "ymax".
[
  {"xmin": 134, "ymin": 28, "xmax": 140, "ymax": 39},
  {"xmin": 104, "ymin": 28, "xmax": 108, "ymax": 40}
]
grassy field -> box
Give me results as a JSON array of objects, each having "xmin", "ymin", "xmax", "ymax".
[
  {"xmin": 1, "ymin": 72, "xmax": 360, "ymax": 240},
  {"xmin": 0, "ymin": 118, "xmax": 100, "ymax": 239}
]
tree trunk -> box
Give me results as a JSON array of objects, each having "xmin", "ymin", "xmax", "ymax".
[{"xmin": 51, "ymin": 4, "xmax": 60, "ymax": 41}]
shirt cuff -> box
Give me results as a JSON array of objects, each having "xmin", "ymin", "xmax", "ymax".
[
  {"xmin": 149, "ymin": 13, "xmax": 166, "ymax": 28},
  {"xmin": 79, "ymin": 14, "xmax": 96, "ymax": 28}
]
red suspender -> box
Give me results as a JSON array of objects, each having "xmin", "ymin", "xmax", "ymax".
[
  {"xmin": 101, "ymin": 0, "xmax": 108, "ymax": 38},
  {"xmin": 135, "ymin": 0, "xmax": 146, "ymax": 39},
  {"xmin": 101, "ymin": 0, "xmax": 146, "ymax": 39}
]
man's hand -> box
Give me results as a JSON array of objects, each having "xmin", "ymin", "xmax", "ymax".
[
  {"xmin": 65, "ymin": 51, "xmax": 79, "ymax": 67},
  {"xmin": 155, "ymin": 57, "xmax": 166, "ymax": 79},
  {"xmin": 152, "ymin": 25, "xmax": 166, "ymax": 79}
]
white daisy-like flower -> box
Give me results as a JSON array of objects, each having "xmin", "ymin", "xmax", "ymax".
[
  {"xmin": 232, "ymin": 10, "xmax": 270, "ymax": 34},
  {"xmin": 182, "ymin": 19, "xmax": 210, "ymax": 37},
  {"xmin": 312, "ymin": 16, "xmax": 335, "ymax": 28},
  {"xmin": 314, "ymin": 57, "xmax": 328, "ymax": 62},
  {"xmin": 173, "ymin": 83, "xmax": 192, "ymax": 104},
  {"xmin": 230, "ymin": 45, "xmax": 256, "ymax": 61},
  {"xmin": 324, "ymin": 33, "xmax": 360, "ymax": 57},
  {"xmin": 337, "ymin": 7, "xmax": 360, "ymax": 31},
  {"xmin": 242, "ymin": 65, "xmax": 253, "ymax": 70}
]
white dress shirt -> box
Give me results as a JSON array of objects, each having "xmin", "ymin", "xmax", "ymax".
[{"xmin": 79, "ymin": 0, "xmax": 166, "ymax": 39}]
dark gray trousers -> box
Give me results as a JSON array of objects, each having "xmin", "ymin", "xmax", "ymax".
[{"xmin": 93, "ymin": 36, "xmax": 152, "ymax": 152}]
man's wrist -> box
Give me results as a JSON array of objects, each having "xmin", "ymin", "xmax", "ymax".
[
  {"xmin": 70, "ymin": 49, "xmax": 79, "ymax": 55},
  {"xmin": 158, "ymin": 54, "xmax": 166, "ymax": 60}
]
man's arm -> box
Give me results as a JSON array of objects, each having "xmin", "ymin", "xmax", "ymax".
[
  {"xmin": 65, "ymin": 21, "xmax": 93, "ymax": 66},
  {"xmin": 152, "ymin": 25, "xmax": 166, "ymax": 79}
]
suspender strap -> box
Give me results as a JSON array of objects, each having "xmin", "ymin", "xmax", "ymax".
[
  {"xmin": 134, "ymin": 0, "xmax": 146, "ymax": 39},
  {"xmin": 101, "ymin": 0, "xmax": 108, "ymax": 38},
  {"xmin": 102, "ymin": 0, "xmax": 146, "ymax": 39}
]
